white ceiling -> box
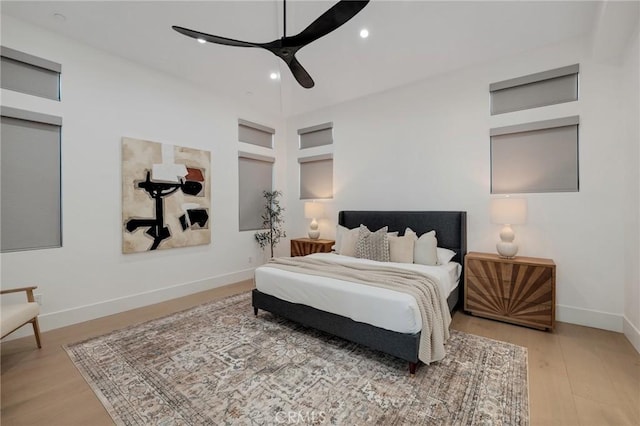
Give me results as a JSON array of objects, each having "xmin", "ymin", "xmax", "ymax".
[{"xmin": 1, "ymin": 1, "xmax": 604, "ymax": 117}]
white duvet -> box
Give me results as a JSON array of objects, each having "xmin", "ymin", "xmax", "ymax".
[{"xmin": 254, "ymin": 252, "xmax": 460, "ymax": 334}]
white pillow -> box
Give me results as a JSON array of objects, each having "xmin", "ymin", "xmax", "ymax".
[
  {"xmin": 336, "ymin": 225, "xmax": 397, "ymax": 256},
  {"xmin": 406, "ymin": 227, "xmax": 438, "ymax": 266},
  {"xmin": 335, "ymin": 225, "xmax": 360, "ymax": 256},
  {"xmin": 404, "ymin": 228, "xmax": 417, "ymax": 239},
  {"xmin": 335, "ymin": 225, "xmax": 347, "ymax": 252},
  {"xmin": 437, "ymin": 247, "xmax": 456, "ymax": 265},
  {"xmin": 388, "ymin": 234, "xmax": 415, "ymax": 263}
]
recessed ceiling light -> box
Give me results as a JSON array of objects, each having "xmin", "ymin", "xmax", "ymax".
[
  {"xmin": 53, "ymin": 12, "xmax": 66, "ymax": 22},
  {"xmin": 196, "ymin": 38, "xmax": 206, "ymax": 44},
  {"xmin": 270, "ymin": 72, "xmax": 279, "ymax": 80},
  {"xmin": 359, "ymin": 28, "xmax": 369, "ymax": 39}
]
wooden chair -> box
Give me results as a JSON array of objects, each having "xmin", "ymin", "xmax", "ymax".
[{"xmin": 0, "ymin": 286, "xmax": 42, "ymax": 348}]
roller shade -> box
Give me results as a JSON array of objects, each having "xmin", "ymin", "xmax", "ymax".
[
  {"xmin": 490, "ymin": 64, "xmax": 578, "ymax": 115},
  {"xmin": 238, "ymin": 119, "xmax": 274, "ymax": 148},
  {"xmin": 238, "ymin": 154, "xmax": 274, "ymax": 231},
  {"xmin": 299, "ymin": 154, "xmax": 333, "ymax": 199},
  {"xmin": 1, "ymin": 46, "xmax": 61, "ymax": 101},
  {"xmin": 298, "ymin": 122, "xmax": 333, "ymax": 149},
  {"xmin": 491, "ymin": 116, "xmax": 579, "ymax": 194},
  {"xmin": 1, "ymin": 108, "xmax": 62, "ymax": 251}
]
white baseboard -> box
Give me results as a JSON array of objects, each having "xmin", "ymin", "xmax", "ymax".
[
  {"xmin": 8, "ymin": 281, "xmax": 636, "ymax": 350},
  {"xmin": 4, "ymin": 269, "xmax": 255, "ymax": 341},
  {"xmin": 623, "ymin": 316, "xmax": 640, "ymax": 354},
  {"xmin": 556, "ymin": 304, "xmax": 623, "ymax": 332}
]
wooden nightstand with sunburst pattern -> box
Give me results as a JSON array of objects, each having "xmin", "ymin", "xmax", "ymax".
[
  {"xmin": 464, "ymin": 252, "xmax": 556, "ymax": 331},
  {"xmin": 290, "ymin": 238, "xmax": 335, "ymax": 257}
]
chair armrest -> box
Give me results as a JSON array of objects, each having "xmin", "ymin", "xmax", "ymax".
[{"xmin": 0, "ymin": 286, "xmax": 38, "ymax": 302}]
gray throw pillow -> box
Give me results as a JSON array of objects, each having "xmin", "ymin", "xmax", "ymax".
[{"xmin": 355, "ymin": 225, "xmax": 390, "ymax": 262}]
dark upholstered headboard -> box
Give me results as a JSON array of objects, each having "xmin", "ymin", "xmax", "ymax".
[{"xmin": 338, "ymin": 211, "xmax": 467, "ymax": 266}]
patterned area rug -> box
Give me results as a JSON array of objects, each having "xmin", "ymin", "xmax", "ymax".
[{"xmin": 64, "ymin": 292, "xmax": 529, "ymax": 425}]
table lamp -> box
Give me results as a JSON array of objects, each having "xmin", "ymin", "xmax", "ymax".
[
  {"xmin": 490, "ymin": 197, "xmax": 527, "ymax": 258},
  {"xmin": 304, "ymin": 202, "xmax": 323, "ymax": 239}
]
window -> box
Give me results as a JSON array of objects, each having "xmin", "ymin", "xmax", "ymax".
[
  {"xmin": 238, "ymin": 152, "xmax": 274, "ymax": 231},
  {"xmin": 299, "ymin": 154, "xmax": 333, "ymax": 199},
  {"xmin": 299, "ymin": 122, "xmax": 333, "ymax": 149},
  {"xmin": 1, "ymin": 46, "xmax": 61, "ymax": 101},
  {"xmin": 490, "ymin": 64, "xmax": 578, "ymax": 115},
  {"xmin": 1, "ymin": 107, "xmax": 62, "ymax": 252},
  {"xmin": 491, "ymin": 116, "xmax": 579, "ymax": 194},
  {"xmin": 238, "ymin": 119, "xmax": 274, "ymax": 149}
]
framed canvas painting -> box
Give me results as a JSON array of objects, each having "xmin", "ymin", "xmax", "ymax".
[{"xmin": 122, "ymin": 137, "xmax": 211, "ymax": 253}]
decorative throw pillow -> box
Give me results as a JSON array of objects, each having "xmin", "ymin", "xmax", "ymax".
[
  {"xmin": 355, "ymin": 225, "xmax": 390, "ymax": 262},
  {"xmin": 406, "ymin": 227, "xmax": 438, "ymax": 266},
  {"xmin": 335, "ymin": 225, "xmax": 359, "ymax": 256},
  {"xmin": 388, "ymin": 234, "xmax": 415, "ymax": 263}
]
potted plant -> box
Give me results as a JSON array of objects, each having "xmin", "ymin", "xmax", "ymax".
[{"xmin": 254, "ymin": 190, "xmax": 286, "ymax": 258}]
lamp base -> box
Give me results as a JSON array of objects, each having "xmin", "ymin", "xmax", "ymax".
[
  {"xmin": 496, "ymin": 242, "xmax": 518, "ymax": 258},
  {"xmin": 496, "ymin": 224, "xmax": 518, "ymax": 258},
  {"xmin": 308, "ymin": 218, "xmax": 320, "ymax": 239}
]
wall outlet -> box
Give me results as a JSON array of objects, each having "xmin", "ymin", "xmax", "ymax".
[
  {"xmin": 34, "ymin": 293, "xmax": 43, "ymax": 306},
  {"xmin": 248, "ymin": 256, "xmax": 253, "ymax": 264}
]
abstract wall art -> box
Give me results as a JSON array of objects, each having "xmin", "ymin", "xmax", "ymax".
[{"xmin": 122, "ymin": 137, "xmax": 211, "ymax": 253}]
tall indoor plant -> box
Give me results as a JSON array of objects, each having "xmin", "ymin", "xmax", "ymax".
[{"xmin": 254, "ymin": 190, "xmax": 286, "ymax": 258}]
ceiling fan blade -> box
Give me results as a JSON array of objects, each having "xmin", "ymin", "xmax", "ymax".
[
  {"xmin": 172, "ymin": 1, "xmax": 367, "ymax": 90},
  {"xmin": 287, "ymin": 56, "xmax": 315, "ymax": 89},
  {"xmin": 172, "ymin": 26, "xmax": 259, "ymax": 48},
  {"xmin": 288, "ymin": 0, "xmax": 370, "ymax": 46}
]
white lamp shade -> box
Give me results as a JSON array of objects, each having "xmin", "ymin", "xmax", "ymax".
[
  {"xmin": 304, "ymin": 202, "xmax": 323, "ymax": 219},
  {"xmin": 490, "ymin": 197, "xmax": 527, "ymax": 225}
]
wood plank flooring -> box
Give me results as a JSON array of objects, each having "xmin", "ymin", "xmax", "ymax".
[{"xmin": 2, "ymin": 281, "xmax": 639, "ymax": 425}]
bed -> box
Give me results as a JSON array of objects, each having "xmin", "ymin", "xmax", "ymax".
[{"xmin": 252, "ymin": 210, "xmax": 467, "ymax": 374}]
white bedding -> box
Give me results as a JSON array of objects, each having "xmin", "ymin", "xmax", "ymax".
[{"xmin": 254, "ymin": 252, "xmax": 461, "ymax": 334}]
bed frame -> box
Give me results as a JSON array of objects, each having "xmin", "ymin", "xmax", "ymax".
[{"xmin": 252, "ymin": 210, "xmax": 467, "ymax": 374}]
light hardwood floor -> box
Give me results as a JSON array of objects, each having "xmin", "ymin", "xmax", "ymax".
[{"xmin": 2, "ymin": 281, "xmax": 639, "ymax": 425}]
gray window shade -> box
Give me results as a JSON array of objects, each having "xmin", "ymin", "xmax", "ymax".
[
  {"xmin": 490, "ymin": 64, "xmax": 579, "ymax": 115},
  {"xmin": 238, "ymin": 119, "xmax": 274, "ymax": 148},
  {"xmin": 299, "ymin": 155, "xmax": 333, "ymax": 199},
  {"xmin": 1, "ymin": 46, "xmax": 61, "ymax": 101},
  {"xmin": 491, "ymin": 116, "xmax": 579, "ymax": 194},
  {"xmin": 299, "ymin": 122, "xmax": 333, "ymax": 149},
  {"xmin": 238, "ymin": 155, "xmax": 274, "ymax": 231},
  {"xmin": 1, "ymin": 109, "xmax": 62, "ymax": 252}
]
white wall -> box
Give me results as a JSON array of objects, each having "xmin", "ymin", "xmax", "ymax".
[
  {"xmin": 0, "ymin": 15, "xmax": 287, "ymax": 334},
  {"xmin": 622, "ymin": 27, "xmax": 640, "ymax": 352},
  {"xmin": 2, "ymin": 11, "xmax": 637, "ymax": 342},
  {"xmin": 286, "ymin": 34, "xmax": 638, "ymax": 333}
]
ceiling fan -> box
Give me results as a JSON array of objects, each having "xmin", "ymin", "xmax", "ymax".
[{"xmin": 172, "ymin": 0, "xmax": 370, "ymax": 89}]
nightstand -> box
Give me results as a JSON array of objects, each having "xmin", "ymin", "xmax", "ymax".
[
  {"xmin": 464, "ymin": 252, "xmax": 556, "ymax": 330},
  {"xmin": 290, "ymin": 238, "xmax": 334, "ymax": 257}
]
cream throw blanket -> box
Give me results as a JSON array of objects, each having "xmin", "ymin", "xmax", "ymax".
[{"xmin": 262, "ymin": 257, "xmax": 452, "ymax": 364}]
